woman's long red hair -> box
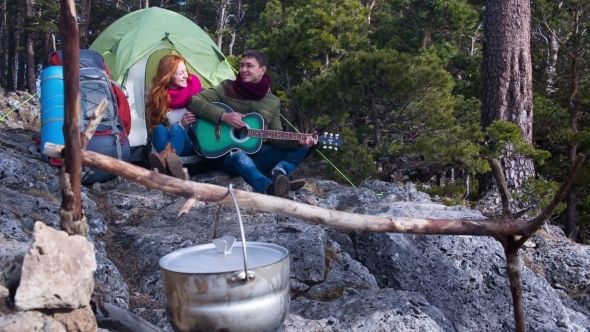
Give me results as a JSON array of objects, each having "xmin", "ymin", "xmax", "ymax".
[{"xmin": 146, "ymin": 54, "xmax": 191, "ymax": 131}]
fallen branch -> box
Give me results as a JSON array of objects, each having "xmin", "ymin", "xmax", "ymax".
[{"xmin": 45, "ymin": 143, "xmax": 535, "ymax": 236}]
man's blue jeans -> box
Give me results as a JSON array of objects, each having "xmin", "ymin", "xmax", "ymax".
[
  {"xmin": 220, "ymin": 145, "xmax": 311, "ymax": 193},
  {"xmin": 152, "ymin": 124, "xmax": 195, "ymax": 156}
]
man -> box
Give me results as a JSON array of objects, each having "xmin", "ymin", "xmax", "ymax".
[{"xmin": 187, "ymin": 50, "xmax": 317, "ymax": 197}]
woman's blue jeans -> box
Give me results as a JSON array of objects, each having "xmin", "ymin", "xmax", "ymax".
[
  {"xmin": 152, "ymin": 124, "xmax": 195, "ymax": 156},
  {"xmin": 220, "ymin": 145, "xmax": 311, "ymax": 193}
]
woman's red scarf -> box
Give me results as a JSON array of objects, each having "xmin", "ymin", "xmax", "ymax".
[
  {"xmin": 168, "ymin": 74, "xmax": 202, "ymax": 109},
  {"xmin": 233, "ymin": 74, "xmax": 271, "ymax": 101}
]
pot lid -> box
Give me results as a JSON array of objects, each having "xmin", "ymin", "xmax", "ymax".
[{"xmin": 159, "ymin": 241, "xmax": 289, "ymax": 274}]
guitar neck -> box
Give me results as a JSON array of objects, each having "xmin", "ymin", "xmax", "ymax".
[{"xmin": 247, "ymin": 129, "xmax": 312, "ymax": 141}]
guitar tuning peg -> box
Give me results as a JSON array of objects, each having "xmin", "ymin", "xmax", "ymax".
[
  {"xmin": 323, "ymin": 132, "xmax": 328, "ymax": 136},
  {"xmin": 322, "ymin": 145, "xmax": 327, "ymax": 149},
  {"xmin": 335, "ymin": 134, "xmax": 340, "ymax": 137},
  {"xmin": 335, "ymin": 147, "xmax": 338, "ymax": 151},
  {"xmin": 328, "ymin": 146, "xmax": 333, "ymax": 149},
  {"xmin": 329, "ymin": 133, "xmax": 334, "ymax": 137}
]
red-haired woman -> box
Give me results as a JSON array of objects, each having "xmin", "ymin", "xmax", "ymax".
[{"xmin": 146, "ymin": 55, "xmax": 202, "ymax": 178}]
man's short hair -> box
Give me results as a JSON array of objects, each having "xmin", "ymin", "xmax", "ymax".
[{"xmin": 242, "ymin": 50, "xmax": 268, "ymax": 68}]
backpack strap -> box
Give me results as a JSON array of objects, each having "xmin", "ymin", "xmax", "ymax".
[{"xmin": 114, "ymin": 131, "xmax": 123, "ymax": 183}]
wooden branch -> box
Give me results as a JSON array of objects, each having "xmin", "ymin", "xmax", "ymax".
[
  {"xmin": 505, "ymin": 237, "xmax": 525, "ymax": 332},
  {"xmin": 57, "ymin": 167, "xmax": 89, "ymax": 236},
  {"xmin": 59, "ymin": 0, "xmax": 83, "ymax": 224},
  {"xmin": 179, "ymin": 198, "xmax": 198, "ymax": 218},
  {"xmin": 487, "ymin": 157, "xmax": 513, "ymax": 219},
  {"xmin": 491, "ymin": 155, "xmax": 586, "ymax": 332},
  {"xmin": 44, "ymin": 143, "xmax": 533, "ymax": 236},
  {"xmin": 81, "ymin": 99, "xmax": 109, "ymax": 150}
]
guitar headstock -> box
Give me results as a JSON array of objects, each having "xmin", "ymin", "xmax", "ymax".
[{"xmin": 318, "ymin": 132, "xmax": 344, "ymax": 150}]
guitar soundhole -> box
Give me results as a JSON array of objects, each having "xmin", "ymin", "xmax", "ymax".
[{"xmin": 229, "ymin": 125, "xmax": 250, "ymax": 143}]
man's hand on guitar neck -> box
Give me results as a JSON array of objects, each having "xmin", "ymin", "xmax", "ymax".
[
  {"xmin": 220, "ymin": 111, "xmax": 246, "ymax": 128},
  {"xmin": 298, "ymin": 131, "xmax": 318, "ymax": 147}
]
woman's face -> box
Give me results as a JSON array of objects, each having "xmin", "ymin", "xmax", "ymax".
[{"xmin": 168, "ymin": 61, "xmax": 188, "ymax": 89}]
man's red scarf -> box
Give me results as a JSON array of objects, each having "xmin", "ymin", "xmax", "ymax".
[
  {"xmin": 233, "ymin": 74, "xmax": 271, "ymax": 101},
  {"xmin": 168, "ymin": 74, "xmax": 202, "ymax": 109}
]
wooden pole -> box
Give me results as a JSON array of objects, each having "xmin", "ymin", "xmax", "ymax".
[
  {"xmin": 59, "ymin": 0, "xmax": 86, "ymax": 234},
  {"xmin": 491, "ymin": 155, "xmax": 585, "ymax": 332}
]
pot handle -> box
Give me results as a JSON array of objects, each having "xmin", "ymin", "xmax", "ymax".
[{"xmin": 227, "ymin": 184, "xmax": 255, "ymax": 282}]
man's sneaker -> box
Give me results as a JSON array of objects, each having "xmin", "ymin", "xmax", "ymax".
[
  {"xmin": 289, "ymin": 179, "xmax": 306, "ymax": 191},
  {"xmin": 267, "ymin": 173, "xmax": 290, "ymax": 197}
]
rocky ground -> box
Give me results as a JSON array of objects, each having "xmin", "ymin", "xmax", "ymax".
[{"xmin": 1, "ymin": 92, "xmax": 590, "ymax": 331}]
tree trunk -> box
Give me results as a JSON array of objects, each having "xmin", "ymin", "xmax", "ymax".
[
  {"xmin": 371, "ymin": 99, "xmax": 383, "ymax": 147},
  {"xmin": 228, "ymin": 30, "xmax": 236, "ymax": 57},
  {"xmin": 24, "ymin": 0, "xmax": 36, "ymax": 94},
  {"xmin": 480, "ymin": 0, "xmax": 535, "ymax": 197},
  {"xmin": 364, "ymin": 0, "xmax": 377, "ymax": 24},
  {"xmin": 79, "ymin": 0, "xmax": 91, "ymax": 49},
  {"xmin": 215, "ymin": 0, "xmax": 229, "ymax": 49},
  {"xmin": 0, "ymin": 0, "xmax": 7, "ymax": 88},
  {"xmin": 421, "ymin": 27, "xmax": 431, "ymax": 48},
  {"xmin": 545, "ymin": 33, "xmax": 560, "ymax": 94},
  {"xmin": 17, "ymin": 39, "xmax": 26, "ymax": 91},
  {"xmin": 227, "ymin": 0, "xmax": 245, "ymax": 58},
  {"xmin": 7, "ymin": 1, "xmax": 20, "ymax": 91},
  {"xmin": 564, "ymin": 9, "xmax": 581, "ymax": 238}
]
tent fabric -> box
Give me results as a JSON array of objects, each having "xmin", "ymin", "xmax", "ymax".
[
  {"xmin": 90, "ymin": 7, "xmax": 235, "ymax": 87},
  {"xmin": 89, "ymin": 7, "xmax": 236, "ymax": 149}
]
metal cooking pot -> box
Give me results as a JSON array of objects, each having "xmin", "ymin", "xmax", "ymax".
[{"xmin": 159, "ymin": 186, "xmax": 290, "ymax": 332}]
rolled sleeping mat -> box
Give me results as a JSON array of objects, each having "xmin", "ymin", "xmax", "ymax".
[{"xmin": 40, "ymin": 66, "xmax": 65, "ymax": 154}]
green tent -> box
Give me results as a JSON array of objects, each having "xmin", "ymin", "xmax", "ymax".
[{"xmin": 89, "ymin": 7, "xmax": 235, "ymax": 148}]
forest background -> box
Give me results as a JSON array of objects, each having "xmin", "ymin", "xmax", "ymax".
[{"xmin": 0, "ymin": 0, "xmax": 589, "ymax": 243}]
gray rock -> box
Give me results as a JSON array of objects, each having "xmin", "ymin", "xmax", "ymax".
[
  {"xmin": 15, "ymin": 222, "xmax": 96, "ymax": 310},
  {"xmin": 290, "ymin": 289, "xmax": 453, "ymax": 331},
  {"xmin": 521, "ymin": 232, "xmax": 590, "ymax": 315},
  {"xmin": 0, "ymin": 238, "xmax": 27, "ymax": 292},
  {"xmin": 0, "ymin": 310, "xmax": 66, "ymax": 331},
  {"xmin": 356, "ymin": 233, "xmax": 587, "ymax": 331}
]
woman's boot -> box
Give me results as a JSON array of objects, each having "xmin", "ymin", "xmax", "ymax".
[
  {"xmin": 166, "ymin": 152, "xmax": 184, "ymax": 179},
  {"xmin": 149, "ymin": 143, "xmax": 183, "ymax": 178},
  {"xmin": 148, "ymin": 148, "xmax": 168, "ymax": 175}
]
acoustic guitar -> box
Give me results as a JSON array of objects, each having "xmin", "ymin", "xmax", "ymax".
[{"xmin": 193, "ymin": 102, "xmax": 343, "ymax": 159}]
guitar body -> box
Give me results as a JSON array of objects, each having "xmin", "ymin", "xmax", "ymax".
[{"xmin": 194, "ymin": 102, "xmax": 264, "ymax": 158}]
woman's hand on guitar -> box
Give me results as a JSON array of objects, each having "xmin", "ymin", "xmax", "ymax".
[
  {"xmin": 298, "ymin": 131, "xmax": 318, "ymax": 147},
  {"xmin": 220, "ymin": 112, "xmax": 246, "ymax": 128},
  {"xmin": 180, "ymin": 112, "xmax": 196, "ymax": 127}
]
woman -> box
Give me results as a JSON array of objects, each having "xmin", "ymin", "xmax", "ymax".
[{"xmin": 146, "ymin": 55, "xmax": 202, "ymax": 178}]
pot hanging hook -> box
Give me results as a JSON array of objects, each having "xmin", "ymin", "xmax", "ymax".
[{"xmin": 225, "ymin": 184, "xmax": 255, "ymax": 282}]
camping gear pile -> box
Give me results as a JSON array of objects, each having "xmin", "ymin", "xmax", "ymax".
[{"xmin": 39, "ymin": 49, "xmax": 132, "ymax": 185}]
